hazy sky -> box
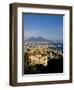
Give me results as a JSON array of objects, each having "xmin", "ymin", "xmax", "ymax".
[{"xmin": 23, "ymin": 13, "xmax": 63, "ymax": 41}]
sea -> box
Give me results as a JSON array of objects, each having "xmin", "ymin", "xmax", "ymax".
[{"xmin": 52, "ymin": 43, "xmax": 63, "ymax": 53}]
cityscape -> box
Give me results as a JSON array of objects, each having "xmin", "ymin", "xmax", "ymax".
[{"xmin": 23, "ymin": 13, "xmax": 63, "ymax": 74}]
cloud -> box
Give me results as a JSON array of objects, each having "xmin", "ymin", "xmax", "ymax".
[{"xmin": 24, "ymin": 30, "xmax": 41, "ymax": 40}]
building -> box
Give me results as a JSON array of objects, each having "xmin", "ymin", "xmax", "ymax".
[
  {"xmin": 29, "ymin": 53, "xmax": 48, "ymax": 66},
  {"xmin": 24, "ymin": 42, "xmax": 63, "ymax": 66}
]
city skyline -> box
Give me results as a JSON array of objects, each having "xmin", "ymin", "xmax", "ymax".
[{"xmin": 23, "ymin": 13, "xmax": 63, "ymax": 41}]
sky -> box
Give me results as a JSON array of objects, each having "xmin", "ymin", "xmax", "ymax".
[{"xmin": 23, "ymin": 13, "xmax": 63, "ymax": 41}]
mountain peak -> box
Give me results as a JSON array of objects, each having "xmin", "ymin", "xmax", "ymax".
[
  {"xmin": 25, "ymin": 37, "xmax": 63, "ymax": 44},
  {"xmin": 25, "ymin": 37, "xmax": 50, "ymax": 42}
]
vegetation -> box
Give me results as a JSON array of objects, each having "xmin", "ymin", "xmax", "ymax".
[{"xmin": 24, "ymin": 53, "xmax": 63, "ymax": 74}]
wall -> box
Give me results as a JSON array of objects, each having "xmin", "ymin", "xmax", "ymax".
[{"xmin": 0, "ymin": 0, "xmax": 74, "ymax": 90}]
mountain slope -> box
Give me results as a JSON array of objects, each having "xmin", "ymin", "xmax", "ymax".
[
  {"xmin": 25, "ymin": 37, "xmax": 63, "ymax": 44},
  {"xmin": 25, "ymin": 37, "xmax": 51, "ymax": 42}
]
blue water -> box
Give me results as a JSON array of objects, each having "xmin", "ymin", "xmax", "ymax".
[
  {"xmin": 56, "ymin": 44, "xmax": 63, "ymax": 51},
  {"xmin": 49, "ymin": 43, "xmax": 63, "ymax": 53}
]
